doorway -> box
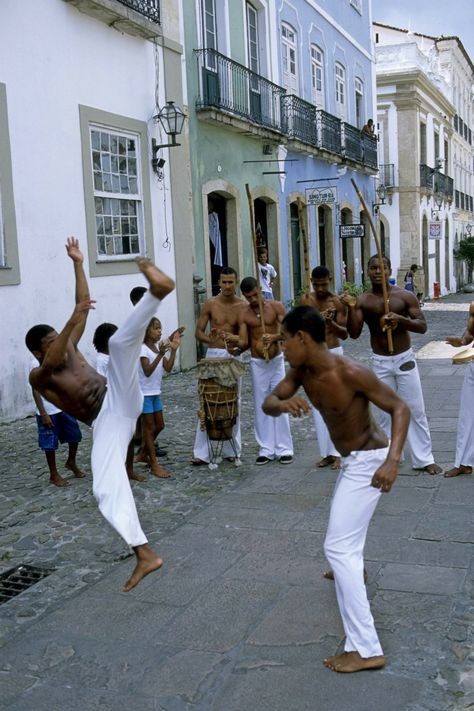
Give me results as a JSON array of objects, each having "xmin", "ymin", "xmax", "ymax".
[{"xmin": 207, "ymin": 194, "xmax": 228, "ymax": 295}]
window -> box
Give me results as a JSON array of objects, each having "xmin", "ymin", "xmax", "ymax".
[
  {"xmin": 202, "ymin": 0, "xmax": 217, "ymax": 69},
  {"xmin": 355, "ymin": 77, "xmax": 363, "ymax": 127},
  {"xmin": 247, "ymin": 3, "xmax": 259, "ymax": 75},
  {"xmin": 311, "ymin": 45, "xmax": 325, "ymax": 108},
  {"xmin": 281, "ymin": 23, "xmax": 298, "ymax": 94},
  {"xmin": 80, "ymin": 105, "xmax": 154, "ymax": 277},
  {"xmin": 335, "ymin": 62, "xmax": 346, "ymax": 119},
  {"xmin": 0, "ymin": 83, "xmax": 20, "ymax": 286},
  {"xmin": 91, "ymin": 127, "xmax": 142, "ymax": 259}
]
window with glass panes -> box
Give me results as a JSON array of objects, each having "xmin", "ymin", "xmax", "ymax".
[
  {"xmin": 91, "ymin": 127, "xmax": 142, "ymax": 258},
  {"xmin": 335, "ymin": 63, "xmax": 346, "ymax": 117},
  {"xmin": 311, "ymin": 45, "xmax": 324, "ymax": 107},
  {"xmin": 281, "ymin": 23, "xmax": 298, "ymax": 94},
  {"xmin": 202, "ymin": 0, "xmax": 217, "ymax": 70}
]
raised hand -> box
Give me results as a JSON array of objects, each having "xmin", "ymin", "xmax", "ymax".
[{"xmin": 65, "ymin": 236, "xmax": 84, "ymax": 263}]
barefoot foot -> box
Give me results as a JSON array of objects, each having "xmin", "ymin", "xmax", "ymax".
[
  {"xmin": 123, "ymin": 545, "xmax": 163, "ymax": 592},
  {"xmin": 323, "ymin": 651, "xmax": 385, "ymax": 673},
  {"xmin": 127, "ymin": 470, "xmax": 147, "ymax": 482},
  {"xmin": 317, "ymin": 456, "xmax": 336, "ymax": 468},
  {"xmin": 150, "ymin": 463, "xmax": 172, "ymax": 479},
  {"xmin": 444, "ymin": 465, "xmax": 472, "ymax": 478},
  {"xmin": 50, "ymin": 473, "xmax": 71, "ymax": 488},
  {"xmin": 65, "ymin": 462, "xmax": 87, "ymax": 478},
  {"xmin": 134, "ymin": 451, "xmax": 150, "ymax": 464},
  {"xmin": 331, "ymin": 457, "xmax": 341, "ymax": 470},
  {"xmin": 416, "ymin": 463, "xmax": 442, "ymax": 475},
  {"xmin": 135, "ymin": 259, "xmax": 175, "ymax": 300}
]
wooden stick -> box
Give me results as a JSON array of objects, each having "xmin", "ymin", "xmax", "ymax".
[
  {"xmin": 351, "ymin": 178, "xmax": 394, "ymax": 354},
  {"xmin": 245, "ymin": 184, "xmax": 269, "ymax": 361},
  {"xmin": 297, "ymin": 197, "xmax": 311, "ymax": 296}
]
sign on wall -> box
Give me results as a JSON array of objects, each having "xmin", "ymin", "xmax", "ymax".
[
  {"xmin": 305, "ymin": 186, "xmax": 338, "ymax": 205},
  {"xmin": 429, "ymin": 221, "xmax": 442, "ymax": 239},
  {"xmin": 339, "ymin": 224, "xmax": 365, "ymax": 239}
]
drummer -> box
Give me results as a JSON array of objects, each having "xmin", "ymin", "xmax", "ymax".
[
  {"xmin": 444, "ymin": 300, "xmax": 474, "ymax": 478},
  {"xmin": 191, "ymin": 267, "xmax": 246, "ymax": 465},
  {"xmin": 237, "ymin": 276, "xmax": 293, "ymax": 465}
]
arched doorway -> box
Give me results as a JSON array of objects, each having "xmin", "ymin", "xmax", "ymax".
[
  {"xmin": 317, "ymin": 205, "xmax": 335, "ymax": 276},
  {"xmin": 207, "ymin": 194, "xmax": 228, "ymax": 294},
  {"xmin": 422, "ymin": 215, "xmax": 429, "ymax": 296},
  {"xmin": 340, "ymin": 208, "xmax": 354, "ymax": 283},
  {"xmin": 254, "ymin": 194, "xmax": 280, "ymax": 299},
  {"xmin": 444, "ymin": 218, "xmax": 450, "ymax": 291},
  {"xmin": 290, "ymin": 202, "xmax": 302, "ymax": 296}
]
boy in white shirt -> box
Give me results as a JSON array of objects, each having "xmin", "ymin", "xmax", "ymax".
[
  {"xmin": 257, "ymin": 247, "xmax": 277, "ymax": 300},
  {"xmin": 92, "ymin": 322, "xmax": 118, "ymax": 379}
]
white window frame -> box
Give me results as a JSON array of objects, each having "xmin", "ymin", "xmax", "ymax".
[
  {"xmin": 80, "ymin": 105, "xmax": 154, "ymax": 278},
  {"xmin": 335, "ymin": 62, "xmax": 346, "ymax": 120},
  {"xmin": 0, "ymin": 82, "xmax": 20, "ymax": 286},
  {"xmin": 310, "ymin": 44, "xmax": 325, "ymax": 108},
  {"xmin": 247, "ymin": 3, "xmax": 259, "ymax": 75},
  {"xmin": 90, "ymin": 125, "xmax": 144, "ymax": 261},
  {"xmin": 202, "ymin": 0, "xmax": 217, "ymax": 70},
  {"xmin": 281, "ymin": 22, "xmax": 298, "ymax": 95},
  {"xmin": 355, "ymin": 76, "xmax": 363, "ymax": 127}
]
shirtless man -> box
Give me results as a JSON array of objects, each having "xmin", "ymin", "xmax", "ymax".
[
  {"xmin": 237, "ymin": 276, "xmax": 293, "ymax": 464},
  {"xmin": 26, "ymin": 237, "xmax": 174, "ymax": 592},
  {"xmin": 341, "ymin": 255, "xmax": 441, "ymax": 475},
  {"xmin": 444, "ymin": 300, "xmax": 474, "ymax": 478},
  {"xmin": 262, "ymin": 305, "xmax": 410, "ymax": 672},
  {"xmin": 301, "ymin": 266, "xmax": 347, "ymax": 469},
  {"xmin": 192, "ymin": 267, "xmax": 246, "ymax": 465}
]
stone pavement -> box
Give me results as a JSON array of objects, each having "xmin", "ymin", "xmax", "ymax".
[{"xmin": 0, "ymin": 293, "xmax": 473, "ymax": 710}]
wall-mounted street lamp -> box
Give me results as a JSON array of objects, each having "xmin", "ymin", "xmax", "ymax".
[
  {"xmin": 431, "ymin": 194, "xmax": 444, "ymax": 220},
  {"xmin": 372, "ymin": 184, "xmax": 386, "ymax": 215},
  {"xmin": 151, "ymin": 100, "xmax": 186, "ymax": 174},
  {"xmin": 466, "ymin": 223, "xmax": 472, "ymax": 236}
]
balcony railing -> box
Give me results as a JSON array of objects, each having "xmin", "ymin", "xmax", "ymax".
[
  {"xmin": 343, "ymin": 122, "xmax": 363, "ymax": 163},
  {"xmin": 420, "ymin": 164, "xmax": 454, "ymax": 201},
  {"xmin": 195, "ymin": 49, "xmax": 285, "ymax": 133},
  {"xmin": 379, "ymin": 164, "xmax": 395, "ymax": 187},
  {"xmin": 117, "ymin": 0, "xmax": 160, "ymax": 23},
  {"xmin": 281, "ymin": 95, "xmax": 318, "ymax": 147},
  {"xmin": 194, "ymin": 48, "xmax": 377, "ymax": 170}
]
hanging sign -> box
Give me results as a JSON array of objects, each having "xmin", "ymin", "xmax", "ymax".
[
  {"xmin": 429, "ymin": 221, "xmax": 442, "ymax": 239},
  {"xmin": 339, "ymin": 224, "xmax": 365, "ymax": 239},
  {"xmin": 305, "ymin": 186, "xmax": 338, "ymax": 205}
]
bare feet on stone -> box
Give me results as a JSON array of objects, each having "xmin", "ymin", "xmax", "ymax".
[
  {"xmin": 444, "ymin": 465, "xmax": 472, "ymax": 478},
  {"xmin": 134, "ymin": 451, "xmax": 150, "ymax": 464},
  {"xmin": 317, "ymin": 455, "xmax": 337, "ymax": 468},
  {"xmin": 419, "ymin": 463, "xmax": 442, "ymax": 475},
  {"xmin": 323, "ymin": 651, "xmax": 385, "ymax": 673},
  {"xmin": 123, "ymin": 544, "xmax": 163, "ymax": 592},
  {"xmin": 65, "ymin": 462, "xmax": 87, "ymax": 478},
  {"xmin": 150, "ymin": 463, "xmax": 172, "ymax": 479},
  {"xmin": 50, "ymin": 473, "xmax": 71, "ymax": 487},
  {"xmin": 323, "ymin": 568, "xmax": 368, "ymax": 583},
  {"xmin": 136, "ymin": 258, "xmax": 175, "ymax": 301},
  {"xmin": 127, "ymin": 469, "xmax": 147, "ymax": 482}
]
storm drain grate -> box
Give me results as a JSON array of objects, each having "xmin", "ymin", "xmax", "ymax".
[{"xmin": 0, "ymin": 564, "xmax": 55, "ymax": 604}]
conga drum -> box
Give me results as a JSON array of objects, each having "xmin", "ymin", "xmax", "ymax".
[{"xmin": 197, "ymin": 358, "xmax": 246, "ymax": 441}]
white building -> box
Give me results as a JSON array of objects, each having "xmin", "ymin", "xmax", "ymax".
[
  {"xmin": 373, "ymin": 23, "xmax": 474, "ymax": 296},
  {"xmin": 0, "ymin": 0, "xmax": 194, "ymax": 421}
]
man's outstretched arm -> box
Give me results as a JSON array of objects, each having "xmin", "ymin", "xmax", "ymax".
[{"xmin": 65, "ymin": 237, "xmax": 90, "ymax": 345}]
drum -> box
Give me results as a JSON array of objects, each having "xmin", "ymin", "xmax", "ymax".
[
  {"xmin": 452, "ymin": 346, "xmax": 474, "ymax": 365},
  {"xmin": 197, "ymin": 358, "xmax": 246, "ymax": 441}
]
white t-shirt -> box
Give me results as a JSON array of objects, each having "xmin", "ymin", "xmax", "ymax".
[
  {"xmin": 95, "ymin": 352, "xmax": 110, "ymax": 379},
  {"xmin": 139, "ymin": 344, "xmax": 165, "ymax": 396},
  {"xmin": 258, "ymin": 262, "xmax": 277, "ymax": 294}
]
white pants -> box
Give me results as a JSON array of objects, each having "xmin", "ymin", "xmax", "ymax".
[
  {"xmin": 250, "ymin": 353, "xmax": 293, "ymax": 458},
  {"xmin": 312, "ymin": 346, "xmax": 343, "ymax": 459},
  {"xmin": 370, "ymin": 349, "xmax": 434, "ymax": 469},
  {"xmin": 455, "ymin": 362, "xmax": 474, "ymax": 468},
  {"xmin": 91, "ymin": 290, "xmax": 159, "ymax": 547},
  {"xmin": 324, "ymin": 447, "xmax": 388, "ymax": 658},
  {"xmin": 193, "ymin": 347, "xmax": 242, "ymax": 461}
]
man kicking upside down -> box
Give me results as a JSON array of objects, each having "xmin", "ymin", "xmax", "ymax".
[
  {"xmin": 263, "ymin": 305, "xmax": 410, "ymax": 673},
  {"xmin": 26, "ymin": 237, "xmax": 174, "ymax": 592}
]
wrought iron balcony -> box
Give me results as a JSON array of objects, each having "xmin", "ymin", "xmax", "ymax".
[
  {"xmin": 420, "ymin": 163, "xmax": 434, "ymax": 190},
  {"xmin": 195, "ymin": 49, "xmax": 285, "ymax": 134},
  {"xmin": 379, "ymin": 164, "xmax": 395, "ymax": 187},
  {"xmin": 318, "ymin": 110, "xmax": 342, "ymax": 154},
  {"xmin": 361, "ymin": 133, "xmax": 378, "ymax": 169},
  {"xmin": 117, "ymin": 0, "xmax": 160, "ymax": 23},
  {"xmin": 281, "ymin": 95, "xmax": 318, "ymax": 147},
  {"xmin": 434, "ymin": 172, "xmax": 454, "ymax": 202},
  {"xmin": 343, "ymin": 123, "xmax": 363, "ymax": 163}
]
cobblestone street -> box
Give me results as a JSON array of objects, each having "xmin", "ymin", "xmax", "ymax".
[{"xmin": 0, "ymin": 293, "xmax": 473, "ymax": 710}]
